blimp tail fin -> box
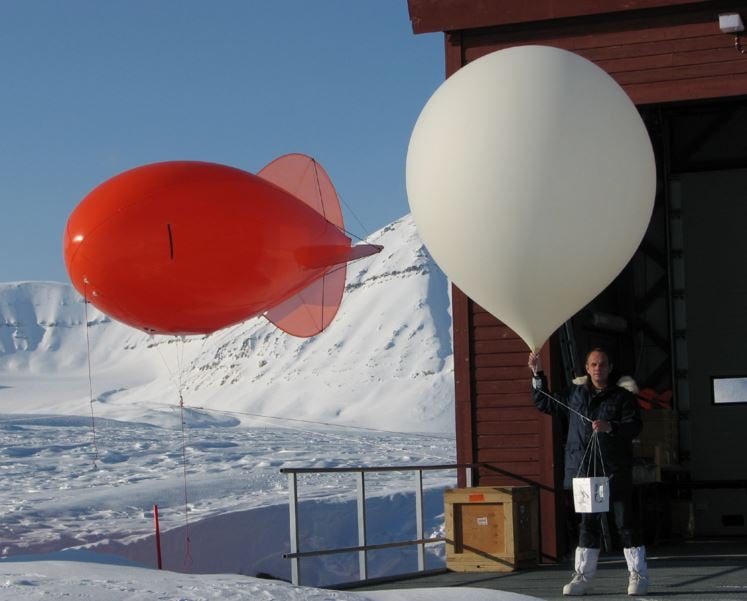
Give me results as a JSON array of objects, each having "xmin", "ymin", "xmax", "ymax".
[
  {"xmin": 267, "ymin": 242, "xmax": 384, "ymax": 337},
  {"xmin": 258, "ymin": 153, "xmax": 343, "ymax": 229},
  {"xmin": 260, "ymin": 153, "xmax": 383, "ymax": 337},
  {"xmin": 265, "ymin": 267, "xmax": 346, "ymax": 338}
]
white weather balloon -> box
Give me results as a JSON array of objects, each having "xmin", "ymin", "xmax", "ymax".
[{"xmin": 406, "ymin": 45, "xmax": 656, "ymax": 351}]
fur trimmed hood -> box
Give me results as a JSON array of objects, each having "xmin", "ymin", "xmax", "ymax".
[{"xmin": 572, "ymin": 374, "xmax": 639, "ymax": 394}]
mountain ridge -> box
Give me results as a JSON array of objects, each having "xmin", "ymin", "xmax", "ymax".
[{"xmin": 0, "ymin": 215, "xmax": 455, "ymax": 433}]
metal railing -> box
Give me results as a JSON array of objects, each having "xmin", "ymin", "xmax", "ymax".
[
  {"xmin": 281, "ymin": 463, "xmax": 473, "ymax": 586},
  {"xmin": 281, "ymin": 462, "xmax": 552, "ymax": 586}
]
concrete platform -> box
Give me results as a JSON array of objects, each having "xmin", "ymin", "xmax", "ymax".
[{"xmin": 342, "ymin": 539, "xmax": 747, "ymax": 600}]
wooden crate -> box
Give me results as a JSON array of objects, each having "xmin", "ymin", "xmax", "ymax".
[{"xmin": 444, "ymin": 486, "xmax": 539, "ymax": 572}]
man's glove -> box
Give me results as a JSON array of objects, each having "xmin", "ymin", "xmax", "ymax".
[{"xmin": 532, "ymin": 373, "xmax": 544, "ymax": 390}]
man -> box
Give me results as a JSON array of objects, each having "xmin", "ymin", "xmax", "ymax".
[{"xmin": 528, "ymin": 348, "xmax": 648, "ymax": 596}]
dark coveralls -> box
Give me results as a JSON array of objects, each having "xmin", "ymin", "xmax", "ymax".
[{"xmin": 532, "ymin": 372, "xmax": 643, "ymax": 549}]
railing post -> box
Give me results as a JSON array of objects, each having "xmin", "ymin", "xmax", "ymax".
[
  {"xmin": 415, "ymin": 469, "xmax": 425, "ymax": 571},
  {"xmin": 283, "ymin": 464, "xmax": 471, "ymax": 581},
  {"xmin": 288, "ymin": 472, "xmax": 300, "ymax": 585},
  {"xmin": 356, "ymin": 471, "xmax": 368, "ymax": 580}
]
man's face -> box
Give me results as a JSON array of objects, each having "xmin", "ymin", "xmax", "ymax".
[{"xmin": 586, "ymin": 351, "xmax": 611, "ymax": 389}]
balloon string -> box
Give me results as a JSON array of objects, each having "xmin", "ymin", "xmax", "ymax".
[
  {"xmin": 577, "ymin": 431, "xmax": 594, "ymax": 477},
  {"xmin": 534, "ymin": 387, "xmax": 592, "ymax": 423},
  {"xmin": 576, "ymin": 431, "xmax": 607, "ymax": 478},
  {"xmin": 151, "ymin": 335, "xmax": 192, "ymax": 568},
  {"xmin": 311, "ymin": 158, "xmax": 327, "ymax": 221},
  {"xmin": 536, "ymin": 382, "xmax": 605, "ymax": 476},
  {"xmin": 596, "ymin": 430, "xmax": 606, "ymax": 477},
  {"xmin": 321, "ymin": 272, "xmax": 326, "ymax": 332},
  {"xmin": 309, "ymin": 155, "xmax": 379, "ymax": 263},
  {"xmin": 335, "ymin": 192, "xmax": 373, "ymax": 245},
  {"xmin": 83, "ymin": 283, "xmax": 100, "ymax": 470},
  {"xmin": 175, "ymin": 337, "xmax": 192, "ymax": 569},
  {"xmin": 179, "ymin": 390, "xmax": 193, "ymax": 569}
]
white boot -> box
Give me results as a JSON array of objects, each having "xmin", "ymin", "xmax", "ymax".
[
  {"xmin": 624, "ymin": 546, "xmax": 649, "ymax": 595},
  {"xmin": 563, "ymin": 547, "xmax": 600, "ymax": 596}
]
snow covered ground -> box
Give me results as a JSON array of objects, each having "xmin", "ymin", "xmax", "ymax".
[
  {"xmin": 0, "ymin": 410, "xmax": 456, "ymax": 583},
  {"xmin": 0, "ymin": 414, "xmax": 546, "ymax": 601},
  {"xmin": 0, "ymin": 216, "xmax": 545, "ymax": 599},
  {"xmin": 0, "ymin": 554, "xmax": 543, "ymax": 601}
]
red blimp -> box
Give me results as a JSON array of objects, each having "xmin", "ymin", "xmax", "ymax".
[{"xmin": 63, "ymin": 154, "xmax": 382, "ymax": 336}]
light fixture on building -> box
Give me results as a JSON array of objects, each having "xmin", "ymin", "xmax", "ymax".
[
  {"xmin": 589, "ymin": 311, "xmax": 628, "ymax": 333},
  {"xmin": 719, "ymin": 12, "xmax": 746, "ymax": 54},
  {"xmin": 584, "ymin": 311, "xmax": 629, "ymax": 332},
  {"xmin": 719, "ymin": 13, "xmax": 745, "ymax": 33}
]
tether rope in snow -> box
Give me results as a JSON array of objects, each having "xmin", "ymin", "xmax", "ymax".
[
  {"xmin": 82, "ymin": 282, "xmax": 99, "ymax": 470},
  {"xmin": 178, "ymin": 392, "xmax": 193, "ymax": 569},
  {"xmin": 190, "ymin": 406, "xmax": 458, "ymax": 464},
  {"xmin": 154, "ymin": 336, "xmax": 193, "ymax": 569},
  {"xmin": 127, "ymin": 397, "xmax": 457, "ymax": 464},
  {"xmin": 122, "ymin": 395, "xmax": 455, "ymax": 441},
  {"xmin": 175, "ymin": 337, "xmax": 193, "ymax": 569}
]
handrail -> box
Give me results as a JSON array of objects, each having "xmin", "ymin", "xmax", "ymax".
[
  {"xmin": 280, "ymin": 463, "xmax": 463, "ymax": 474},
  {"xmin": 282, "ymin": 463, "xmax": 463, "ymax": 586},
  {"xmin": 281, "ymin": 462, "xmax": 547, "ymax": 586},
  {"xmin": 284, "ymin": 536, "xmax": 446, "ymax": 560},
  {"xmin": 281, "ymin": 462, "xmax": 552, "ymax": 491}
]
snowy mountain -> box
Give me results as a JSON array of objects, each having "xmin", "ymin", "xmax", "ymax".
[
  {"xmin": 0, "ymin": 214, "xmax": 455, "ymax": 433},
  {"xmin": 0, "ymin": 215, "xmax": 462, "ymax": 590}
]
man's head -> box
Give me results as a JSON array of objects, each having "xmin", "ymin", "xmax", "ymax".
[{"xmin": 585, "ymin": 348, "xmax": 612, "ymax": 389}]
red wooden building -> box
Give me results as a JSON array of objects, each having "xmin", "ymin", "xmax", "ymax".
[{"xmin": 408, "ymin": 0, "xmax": 747, "ymax": 561}]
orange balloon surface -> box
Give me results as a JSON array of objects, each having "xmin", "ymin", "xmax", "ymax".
[{"xmin": 64, "ymin": 157, "xmax": 381, "ymax": 336}]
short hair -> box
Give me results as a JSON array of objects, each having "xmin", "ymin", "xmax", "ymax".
[{"xmin": 585, "ymin": 347, "xmax": 612, "ymax": 364}]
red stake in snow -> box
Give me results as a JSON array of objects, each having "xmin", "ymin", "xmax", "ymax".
[{"xmin": 153, "ymin": 504, "xmax": 163, "ymax": 570}]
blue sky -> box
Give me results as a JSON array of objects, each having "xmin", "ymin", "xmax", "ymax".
[{"xmin": 0, "ymin": 1, "xmax": 443, "ymax": 283}]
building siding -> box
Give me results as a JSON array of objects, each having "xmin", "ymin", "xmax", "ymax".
[
  {"xmin": 411, "ymin": 0, "xmax": 747, "ymax": 560},
  {"xmin": 453, "ymin": 292, "xmax": 561, "ymax": 557},
  {"xmin": 457, "ymin": 5, "xmax": 747, "ymax": 104}
]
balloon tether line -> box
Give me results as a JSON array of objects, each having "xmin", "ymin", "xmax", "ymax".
[
  {"xmin": 178, "ymin": 391, "xmax": 193, "ymax": 568},
  {"xmin": 175, "ymin": 337, "xmax": 193, "ymax": 569},
  {"xmin": 309, "ymin": 155, "xmax": 378, "ymax": 253},
  {"xmin": 338, "ymin": 209, "xmax": 371, "ymax": 245},
  {"xmin": 82, "ymin": 281, "xmax": 100, "ymax": 469},
  {"xmin": 309, "ymin": 159, "xmax": 328, "ymax": 330},
  {"xmin": 310, "ymin": 158, "xmax": 376, "ymax": 253},
  {"xmin": 153, "ymin": 335, "xmax": 193, "ymax": 568},
  {"xmin": 320, "ymin": 272, "xmax": 326, "ymax": 332},
  {"xmin": 311, "ymin": 159, "xmax": 327, "ymax": 221},
  {"xmin": 534, "ymin": 386, "xmax": 592, "ymax": 423}
]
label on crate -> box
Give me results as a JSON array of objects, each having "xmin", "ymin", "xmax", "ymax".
[{"xmin": 476, "ymin": 517, "xmax": 489, "ymax": 526}]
